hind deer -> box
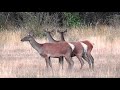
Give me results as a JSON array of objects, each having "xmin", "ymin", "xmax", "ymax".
[
  {"xmin": 44, "ymin": 29, "xmax": 91, "ymax": 69},
  {"xmin": 21, "ymin": 31, "xmax": 75, "ymax": 70},
  {"xmin": 57, "ymin": 29, "xmax": 94, "ymax": 69},
  {"xmin": 44, "ymin": 30, "xmax": 64, "ymax": 69}
]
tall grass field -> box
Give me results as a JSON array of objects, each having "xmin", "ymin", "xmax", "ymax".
[{"xmin": 0, "ymin": 25, "xmax": 120, "ymax": 78}]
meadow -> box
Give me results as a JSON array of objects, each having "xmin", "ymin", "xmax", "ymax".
[{"xmin": 0, "ymin": 25, "xmax": 120, "ymax": 78}]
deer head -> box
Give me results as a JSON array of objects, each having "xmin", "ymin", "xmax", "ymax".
[
  {"xmin": 21, "ymin": 31, "xmax": 34, "ymax": 42},
  {"xmin": 44, "ymin": 28, "xmax": 54, "ymax": 33},
  {"xmin": 57, "ymin": 29, "xmax": 67, "ymax": 33}
]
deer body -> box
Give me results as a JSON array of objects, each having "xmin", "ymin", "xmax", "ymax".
[
  {"xmin": 81, "ymin": 40, "xmax": 93, "ymax": 53},
  {"xmin": 30, "ymin": 40, "xmax": 71, "ymax": 58},
  {"xmin": 58, "ymin": 30, "xmax": 94, "ymax": 69},
  {"xmin": 21, "ymin": 32, "xmax": 74, "ymax": 70},
  {"xmin": 45, "ymin": 31, "xmax": 64, "ymax": 69},
  {"xmin": 45, "ymin": 30, "xmax": 85, "ymax": 69}
]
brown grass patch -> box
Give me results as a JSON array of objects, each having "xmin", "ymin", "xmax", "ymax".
[{"xmin": 0, "ymin": 25, "xmax": 120, "ymax": 78}]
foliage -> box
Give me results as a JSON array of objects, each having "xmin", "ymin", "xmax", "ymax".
[
  {"xmin": 63, "ymin": 12, "xmax": 81, "ymax": 27},
  {"xmin": 0, "ymin": 12, "xmax": 120, "ymax": 31}
]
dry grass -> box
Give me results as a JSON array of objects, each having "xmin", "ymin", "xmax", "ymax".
[{"xmin": 0, "ymin": 25, "xmax": 120, "ymax": 78}]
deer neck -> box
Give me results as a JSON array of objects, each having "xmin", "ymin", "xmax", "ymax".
[
  {"xmin": 60, "ymin": 33, "xmax": 65, "ymax": 41},
  {"xmin": 29, "ymin": 38, "xmax": 42, "ymax": 53},
  {"xmin": 46, "ymin": 32, "xmax": 56, "ymax": 43}
]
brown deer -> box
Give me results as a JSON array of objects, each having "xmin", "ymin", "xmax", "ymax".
[
  {"xmin": 57, "ymin": 29, "xmax": 94, "ymax": 69},
  {"xmin": 21, "ymin": 31, "xmax": 75, "ymax": 70},
  {"xmin": 45, "ymin": 29, "xmax": 59, "ymax": 43},
  {"xmin": 44, "ymin": 30, "xmax": 64, "ymax": 69},
  {"xmin": 44, "ymin": 29, "xmax": 90, "ymax": 69}
]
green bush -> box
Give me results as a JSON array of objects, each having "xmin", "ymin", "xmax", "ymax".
[{"xmin": 64, "ymin": 12, "xmax": 81, "ymax": 27}]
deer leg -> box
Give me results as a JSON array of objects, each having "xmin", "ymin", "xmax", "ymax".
[
  {"xmin": 76, "ymin": 54, "xmax": 84, "ymax": 69},
  {"xmin": 48, "ymin": 57, "xmax": 54, "ymax": 74},
  {"xmin": 45, "ymin": 57, "xmax": 51, "ymax": 70},
  {"xmin": 65, "ymin": 56, "xmax": 74, "ymax": 70},
  {"xmin": 48, "ymin": 57, "xmax": 53, "ymax": 69},
  {"xmin": 86, "ymin": 53, "xmax": 94, "ymax": 69},
  {"xmin": 82, "ymin": 52, "xmax": 92, "ymax": 69},
  {"xmin": 45, "ymin": 59, "xmax": 49, "ymax": 69},
  {"xmin": 59, "ymin": 56, "xmax": 64, "ymax": 69},
  {"xmin": 88, "ymin": 54, "xmax": 94, "ymax": 69}
]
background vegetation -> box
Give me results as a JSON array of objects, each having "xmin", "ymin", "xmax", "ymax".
[
  {"xmin": 0, "ymin": 12, "xmax": 120, "ymax": 78},
  {"xmin": 1, "ymin": 12, "xmax": 120, "ymax": 31}
]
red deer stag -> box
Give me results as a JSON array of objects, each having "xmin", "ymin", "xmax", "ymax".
[
  {"xmin": 57, "ymin": 29, "xmax": 94, "ymax": 69},
  {"xmin": 21, "ymin": 31, "xmax": 75, "ymax": 70},
  {"xmin": 44, "ymin": 29, "xmax": 90, "ymax": 69}
]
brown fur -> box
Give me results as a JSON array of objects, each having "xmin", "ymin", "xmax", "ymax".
[
  {"xmin": 81, "ymin": 40, "xmax": 93, "ymax": 53},
  {"xmin": 21, "ymin": 32, "xmax": 74, "ymax": 70},
  {"xmin": 57, "ymin": 30, "xmax": 94, "ymax": 69},
  {"xmin": 45, "ymin": 31, "xmax": 85, "ymax": 69}
]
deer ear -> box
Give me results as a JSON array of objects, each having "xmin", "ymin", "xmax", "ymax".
[
  {"xmin": 44, "ymin": 28, "xmax": 49, "ymax": 32},
  {"xmin": 51, "ymin": 29, "xmax": 54, "ymax": 32},
  {"xmin": 64, "ymin": 29, "xmax": 67, "ymax": 32},
  {"xmin": 29, "ymin": 31, "xmax": 34, "ymax": 36},
  {"xmin": 57, "ymin": 29, "xmax": 60, "ymax": 33}
]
